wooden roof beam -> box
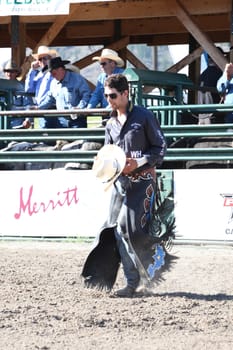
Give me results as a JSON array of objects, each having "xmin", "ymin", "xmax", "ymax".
[
  {"xmin": 173, "ymin": 0, "xmax": 228, "ymax": 70},
  {"xmin": 166, "ymin": 46, "xmax": 203, "ymax": 73},
  {"xmin": 68, "ymin": 0, "xmax": 230, "ymax": 21},
  {"xmin": 21, "ymin": 7, "xmax": 78, "ymax": 78},
  {"xmin": 126, "ymin": 49, "xmax": 149, "ymax": 69},
  {"xmin": 0, "ymin": 0, "xmax": 230, "ymax": 25}
]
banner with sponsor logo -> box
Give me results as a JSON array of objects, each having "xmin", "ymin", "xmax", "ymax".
[
  {"xmin": 0, "ymin": 0, "xmax": 69, "ymax": 16},
  {"xmin": 1, "ymin": 168, "xmax": 233, "ymax": 241},
  {"xmin": 0, "ymin": 0, "xmax": 115, "ymax": 16},
  {"xmin": 0, "ymin": 169, "xmax": 111, "ymax": 237},
  {"xmin": 174, "ymin": 169, "xmax": 233, "ymax": 241}
]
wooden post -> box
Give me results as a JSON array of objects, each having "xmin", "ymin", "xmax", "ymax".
[
  {"xmin": 188, "ymin": 35, "xmax": 200, "ymax": 104},
  {"xmin": 11, "ymin": 16, "xmax": 26, "ymax": 79}
]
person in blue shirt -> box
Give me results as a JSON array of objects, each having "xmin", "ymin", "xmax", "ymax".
[
  {"xmin": 87, "ymin": 48, "xmax": 125, "ymax": 110},
  {"xmin": 25, "ymin": 45, "xmax": 58, "ymax": 128},
  {"xmin": 38, "ymin": 57, "xmax": 91, "ymax": 128},
  {"xmin": 217, "ymin": 62, "xmax": 233, "ymax": 123}
]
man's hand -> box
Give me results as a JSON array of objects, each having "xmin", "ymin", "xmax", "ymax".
[
  {"xmin": 31, "ymin": 60, "xmax": 40, "ymax": 70},
  {"xmin": 22, "ymin": 119, "xmax": 31, "ymax": 129},
  {"xmin": 225, "ymin": 63, "xmax": 233, "ymax": 81},
  {"xmin": 122, "ymin": 158, "xmax": 138, "ymax": 175}
]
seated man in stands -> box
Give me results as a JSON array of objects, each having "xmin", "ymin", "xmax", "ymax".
[
  {"xmin": 198, "ymin": 48, "xmax": 224, "ymax": 124},
  {"xmin": 38, "ymin": 57, "xmax": 91, "ymax": 128},
  {"xmin": 2, "ymin": 60, "xmax": 32, "ymax": 129},
  {"xmin": 217, "ymin": 61, "xmax": 233, "ymax": 123},
  {"xmin": 87, "ymin": 48, "xmax": 125, "ymax": 121},
  {"xmin": 25, "ymin": 45, "xmax": 58, "ymax": 128}
]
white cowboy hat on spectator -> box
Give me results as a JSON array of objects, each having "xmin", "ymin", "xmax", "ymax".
[
  {"xmin": 32, "ymin": 45, "xmax": 58, "ymax": 59},
  {"xmin": 92, "ymin": 48, "xmax": 124, "ymax": 67},
  {"xmin": 92, "ymin": 144, "xmax": 126, "ymax": 191},
  {"xmin": 3, "ymin": 60, "xmax": 21, "ymax": 75},
  {"xmin": 65, "ymin": 63, "xmax": 80, "ymax": 73}
]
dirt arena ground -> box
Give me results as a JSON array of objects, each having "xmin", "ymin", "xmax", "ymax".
[{"xmin": 0, "ymin": 240, "xmax": 233, "ymax": 350}]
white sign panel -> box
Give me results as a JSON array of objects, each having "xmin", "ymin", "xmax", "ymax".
[
  {"xmin": 0, "ymin": 0, "xmax": 115, "ymax": 16},
  {"xmin": 0, "ymin": 0, "xmax": 69, "ymax": 16},
  {"xmin": 0, "ymin": 169, "xmax": 110, "ymax": 237},
  {"xmin": 174, "ymin": 169, "xmax": 233, "ymax": 241}
]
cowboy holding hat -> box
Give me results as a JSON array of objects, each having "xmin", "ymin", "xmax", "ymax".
[
  {"xmin": 25, "ymin": 45, "xmax": 59, "ymax": 128},
  {"xmin": 87, "ymin": 48, "xmax": 125, "ymax": 110}
]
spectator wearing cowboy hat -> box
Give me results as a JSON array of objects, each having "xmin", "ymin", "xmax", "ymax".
[
  {"xmin": 2, "ymin": 60, "xmax": 32, "ymax": 129},
  {"xmin": 38, "ymin": 56, "xmax": 91, "ymax": 128},
  {"xmin": 25, "ymin": 45, "xmax": 58, "ymax": 128},
  {"xmin": 87, "ymin": 48, "xmax": 125, "ymax": 111}
]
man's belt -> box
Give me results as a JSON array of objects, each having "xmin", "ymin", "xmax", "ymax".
[{"xmin": 127, "ymin": 167, "xmax": 156, "ymax": 180}]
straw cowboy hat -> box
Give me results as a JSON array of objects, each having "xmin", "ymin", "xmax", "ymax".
[
  {"xmin": 3, "ymin": 60, "xmax": 21, "ymax": 75},
  {"xmin": 92, "ymin": 144, "xmax": 126, "ymax": 191},
  {"xmin": 92, "ymin": 48, "xmax": 124, "ymax": 67},
  {"xmin": 32, "ymin": 45, "xmax": 58, "ymax": 59},
  {"xmin": 65, "ymin": 63, "xmax": 80, "ymax": 73}
]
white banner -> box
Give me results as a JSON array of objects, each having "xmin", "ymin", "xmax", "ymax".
[
  {"xmin": 0, "ymin": 169, "xmax": 111, "ymax": 237},
  {"xmin": 2, "ymin": 167, "xmax": 233, "ymax": 241},
  {"xmin": 0, "ymin": 0, "xmax": 69, "ymax": 16},
  {"xmin": 174, "ymin": 169, "xmax": 233, "ymax": 241},
  {"xmin": 0, "ymin": 0, "xmax": 116, "ymax": 16}
]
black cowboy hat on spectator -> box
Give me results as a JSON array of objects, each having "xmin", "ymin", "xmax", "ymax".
[{"xmin": 48, "ymin": 57, "xmax": 70, "ymax": 71}]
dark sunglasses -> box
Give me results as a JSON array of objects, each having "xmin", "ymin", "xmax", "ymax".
[
  {"xmin": 38, "ymin": 56, "xmax": 50, "ymax": 62},
  {"xmin": 104, "ymin": 93, "xmax": 119, "ymax": 100},
  {"xmin": 4, "ymin": 70, "xmax": 18, "ymax": 73},
  {"xmin": 100, "ymin": 61, "xmax": 108, "ymax": 67}
]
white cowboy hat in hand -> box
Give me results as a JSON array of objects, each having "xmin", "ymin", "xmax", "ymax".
[{"xmin": 92, "ymin": 144, "xmax": 126, "ymax": 191}]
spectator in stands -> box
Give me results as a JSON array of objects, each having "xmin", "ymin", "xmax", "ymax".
[
  {"xmin": 198, "ymin": 47, "xmax": 225, "ymax": 124},
  {"xmin": 38, "ymin": 56, "xmax": 91, "ymax": 128},
  {"xmin": 87, "ymin": 48, "xmax": 125, "ymax": 110},
  {"xmin": 217, "ymin": 60, "xmax": 233, "ymax": 123},
  {"xmin": 3, "ymin": 60, "xmax": 32, "ymax": 129},
  {"xmin": 25, "ymin": 45, "xmax": 58, "ymax": 128},
  {"xmin": 199, "ymin": 48, "xmax": 223, "ymax": 103}
]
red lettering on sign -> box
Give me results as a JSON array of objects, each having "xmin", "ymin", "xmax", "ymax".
[
  {"xmin": 14, "ymin": 185, "xmax": 79, "ymax": 219},
  {"xmin": 223, "ymin": 198, "xmax": 233, "ymax": 207}
]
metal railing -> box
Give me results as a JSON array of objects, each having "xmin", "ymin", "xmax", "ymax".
[{"xmin": 0, "ymin": 105, "xmax": 232, "ymax": 165}]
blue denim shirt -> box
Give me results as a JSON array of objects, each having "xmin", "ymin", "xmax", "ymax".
[
  {"xmin": 87, "ymin": 67, "xmax": 124, "ymax": 108},
  {"xmin": 25, "ymin": 69, "xmax": 54, "ymax": 105},
  {"xmin": 217, "ymin": 72, "xmax": 233, "ymax": 104},
  {"xmin": 38, "ymin": 70, "xmax": 91, "ymax": 110},
  {"xmin": 0, "ymin": 80, "xmax": 33, "ymax": 128}
]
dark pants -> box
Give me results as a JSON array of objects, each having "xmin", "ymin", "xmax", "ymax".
[{"xmin": 39, "ymin": 115, "xmax": 87, "ymax": 128}]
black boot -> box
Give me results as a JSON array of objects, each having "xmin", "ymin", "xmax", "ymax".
[{"xmin": 114, "ymin": 286, "xmax": 135, "ymax": 298}]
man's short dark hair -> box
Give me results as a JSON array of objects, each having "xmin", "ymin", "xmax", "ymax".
[{"xmin": 104, "ymin": 74, "xmax": 129, "ymax": 92}]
